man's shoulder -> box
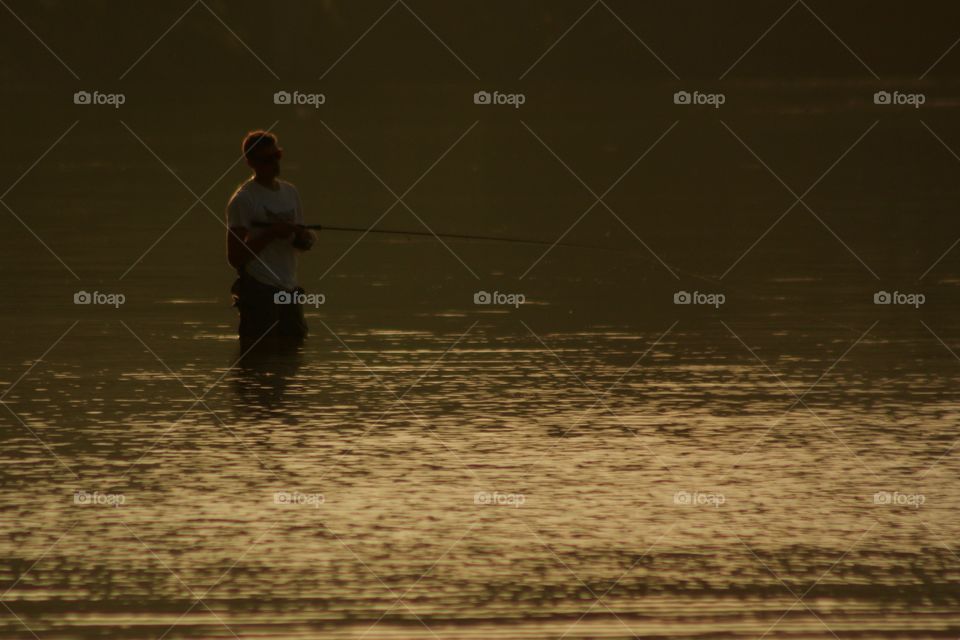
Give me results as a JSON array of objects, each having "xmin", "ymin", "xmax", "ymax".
[
  {"xmin": 228, "ymin": 179, "xmax": 255, "ymax": 202},
  {"xmin": 278, "ymin": 179, "xmax": 300, "ymax": 194},
  {"xmin": 226, "ymin": 181, "xmax": 255, "ymax": 228}
]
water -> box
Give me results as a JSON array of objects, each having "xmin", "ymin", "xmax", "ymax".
[
  {"xmin": 3, "ymin": 286, "xmax": 960, "ymax": 638},
  {"xmin": 6, "ymin": 131, "xmax": 960, "ymax": 636},
  {"xmin": 5, "ymin": 1, "xmax": 960, "ymax": 637}
]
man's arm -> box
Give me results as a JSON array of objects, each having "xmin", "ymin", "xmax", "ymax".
[{"xmin": 226, "ymin": 223, "xmax": 299, "ymax": 271}]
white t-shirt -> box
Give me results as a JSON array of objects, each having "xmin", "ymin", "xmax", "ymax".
[{"xmin": 227, "ymin": 178, "xmax": 304, "ymax": 290}]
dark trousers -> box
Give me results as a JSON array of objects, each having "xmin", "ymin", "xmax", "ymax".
[{"xmin": 231, "ymin": 273, "xmax": 308, "ymax": 344}]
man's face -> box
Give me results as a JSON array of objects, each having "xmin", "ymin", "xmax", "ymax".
[{"xmin": 249, "ymin": 141, "xmax": 282, "ymax": 178}]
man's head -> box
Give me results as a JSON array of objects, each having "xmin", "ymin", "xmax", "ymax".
[{"xmin": 243, "ymin": 130, "xmax": 282, "ymax": 179}]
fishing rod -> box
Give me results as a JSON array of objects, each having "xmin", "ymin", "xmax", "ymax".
[
  {"xmin": 254, "ymin": 221, "xmax": 622, "ymax": 253},
  {"xmin": 249, "ymin": 222, "xmax": 867, "ymax": 334},
  {"xmin": 250, "ymin": 220, "xmax": 750, "ymax": 296}
]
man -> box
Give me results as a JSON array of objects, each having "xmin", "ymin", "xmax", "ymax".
[{"xmin": 226, "ymin": 131, "xmax": 316, "ymax": 344}]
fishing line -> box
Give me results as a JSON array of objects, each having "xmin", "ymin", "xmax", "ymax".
[
  {"xmin": 249, "ymin": 222, "xmax": 864, "ymax": 333},
  {"xmin": 253, "ymin": 221, "xmax": 736, "ymax": 293}
]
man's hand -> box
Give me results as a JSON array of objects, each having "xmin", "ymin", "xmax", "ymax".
[
  {"xmin": 264, "ymin": 221, "xmax": 300, "ymax": 239},
  {"xmin": 293, "ymin": 227, "xmax": 316, "ymax": 251}
]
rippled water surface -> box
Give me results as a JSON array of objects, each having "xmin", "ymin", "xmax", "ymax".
[{"xmin": 3, "ymin": 281, "xmax": 960, "ymax": 638}]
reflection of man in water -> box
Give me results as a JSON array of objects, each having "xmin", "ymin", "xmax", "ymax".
[
  {"xmin": 226, "ymin": 131, "xmax": 316, "ymax": 344},
  {"xmin": 232, "ymin": 344, "xmax": 304, "ymax": 413}
]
